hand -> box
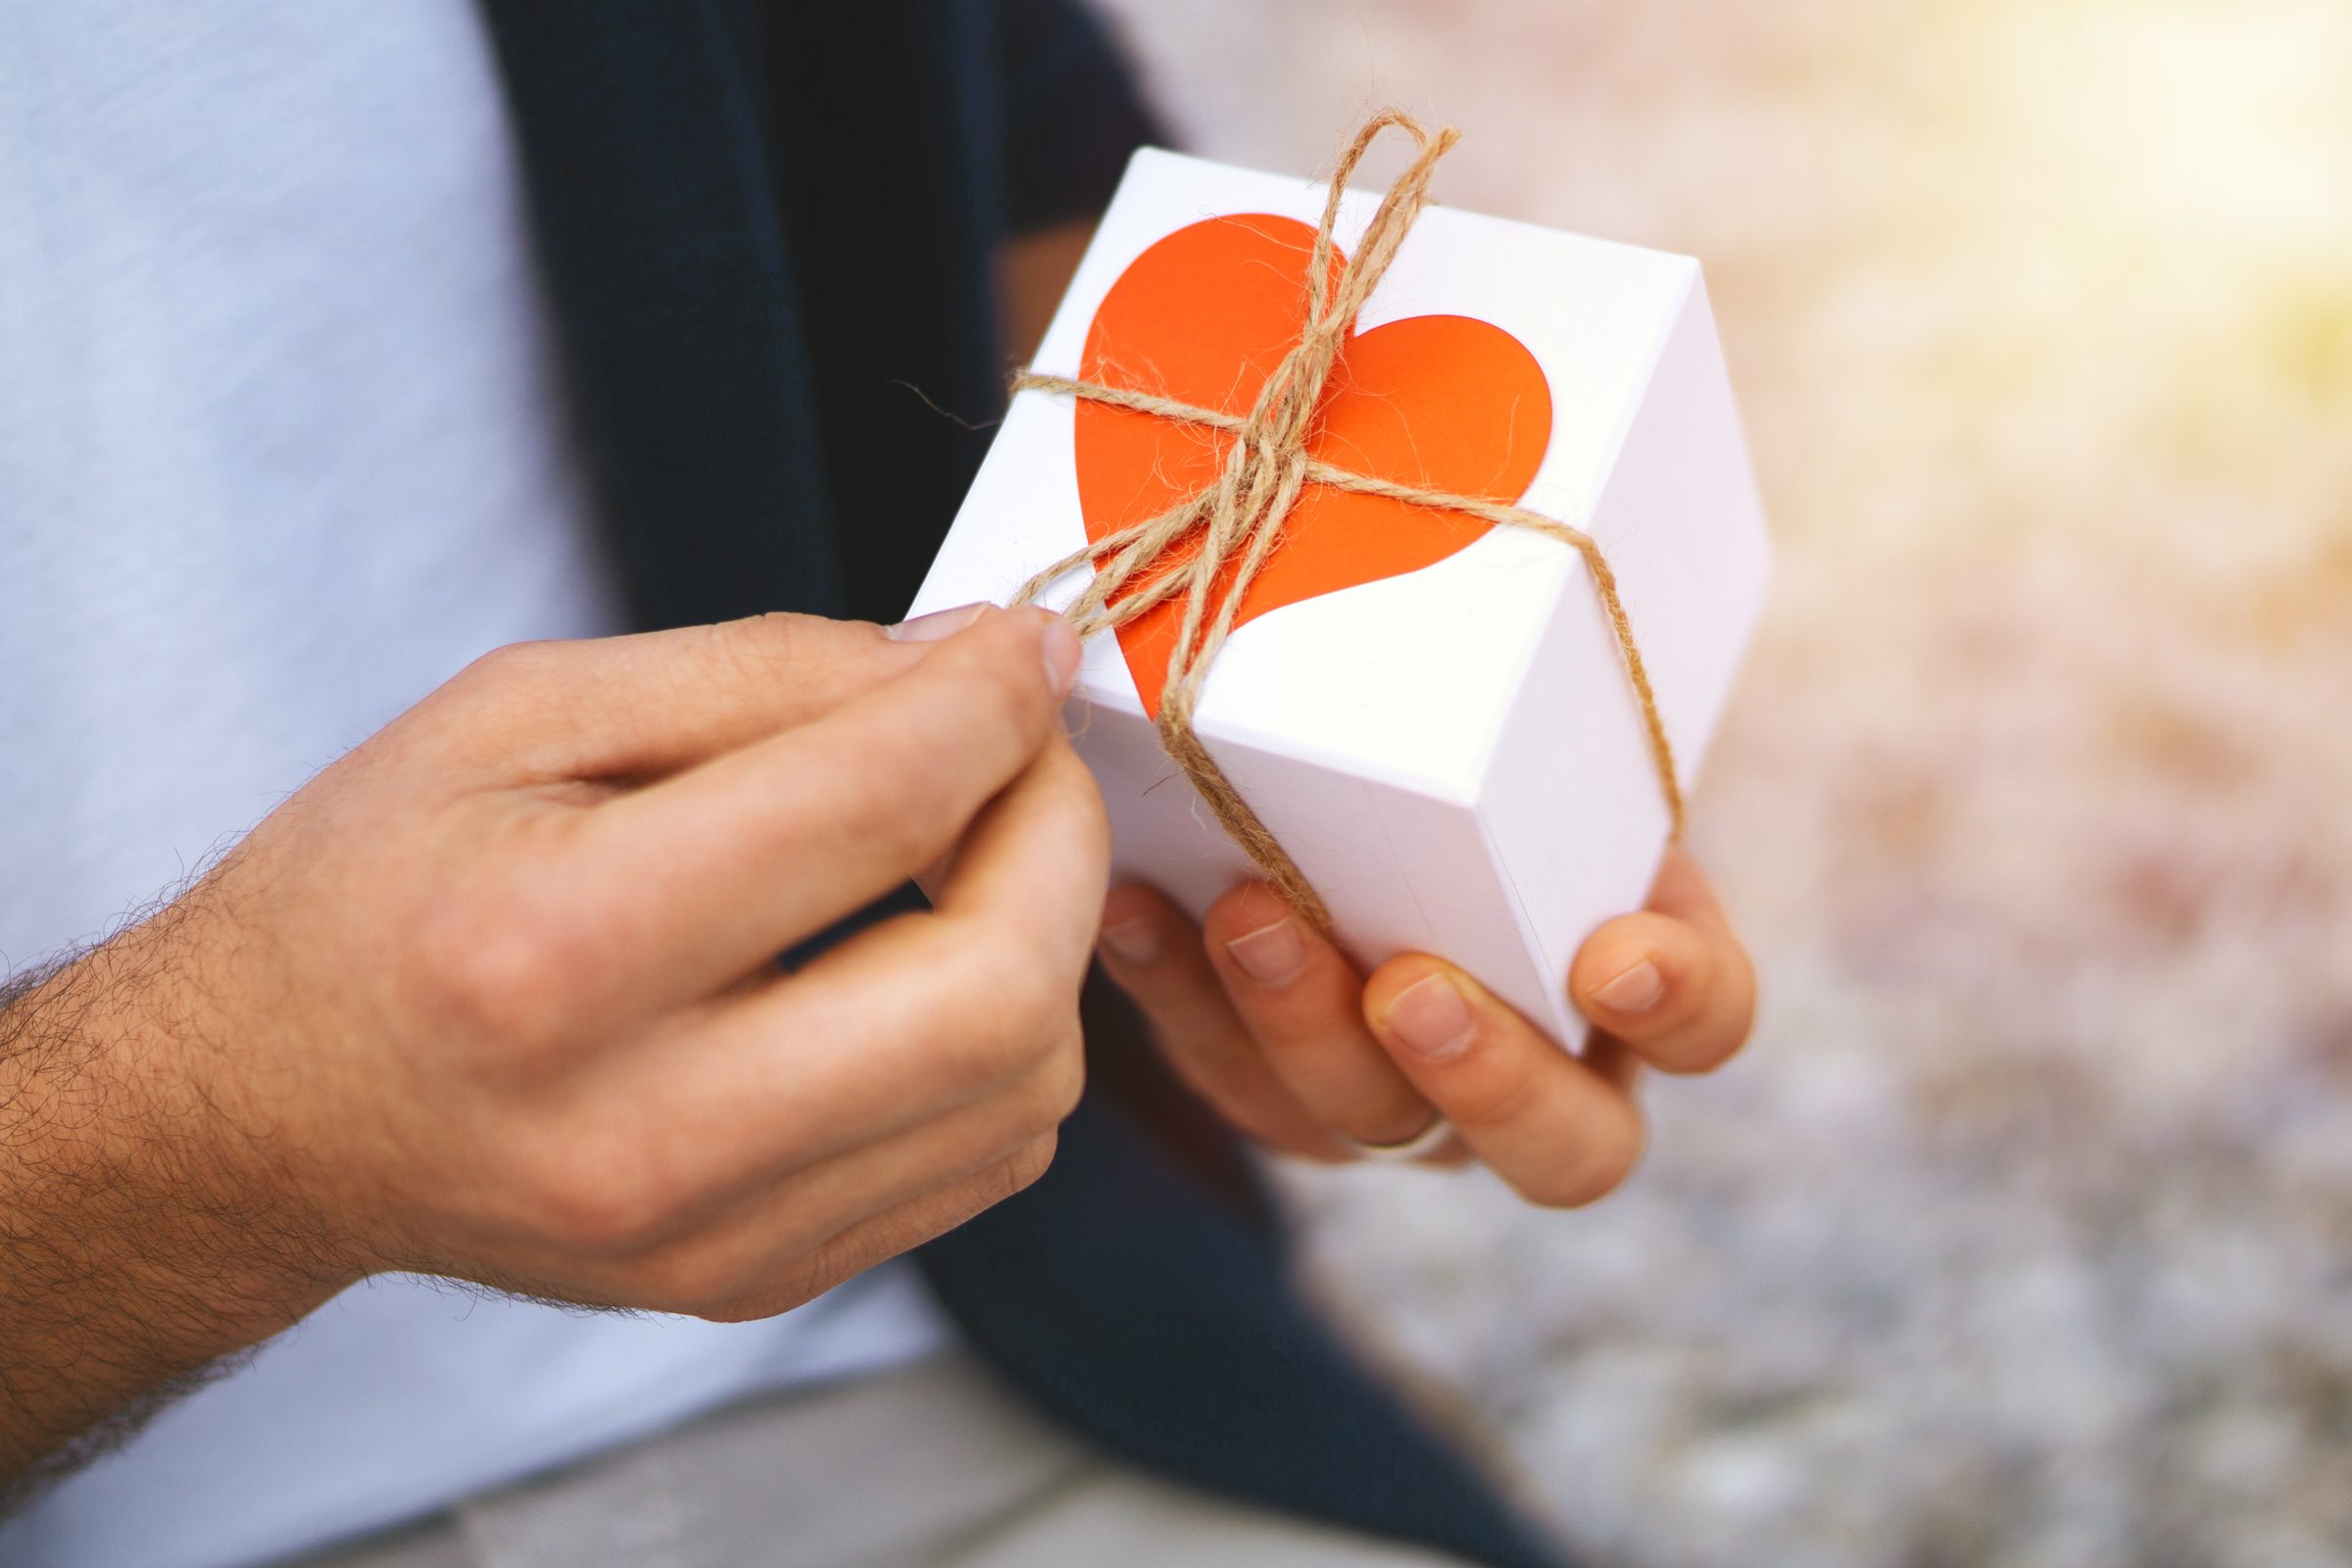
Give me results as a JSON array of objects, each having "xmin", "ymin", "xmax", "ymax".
[
  {"xmin": 1094, "ymin": 847, "xmax": 1755, "ymax": 1205},
  {"xmin": 0, "ymin": 606, "xmax": 1105, "ymax": 1479}
]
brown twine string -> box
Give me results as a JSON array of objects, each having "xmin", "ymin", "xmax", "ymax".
[{"xmin": 1011, "ymin": 110, "xmax": 1685, "ymax": 934}]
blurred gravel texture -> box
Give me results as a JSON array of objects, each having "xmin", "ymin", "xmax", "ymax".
[{"xmin": 1087, "ymin": 2, "xmax": 2352, "ymax": 1563}]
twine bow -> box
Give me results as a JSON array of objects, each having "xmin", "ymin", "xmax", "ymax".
[{"xmin": 1011, "ymin": 110, "xmax": 1683, "ymax": 934}]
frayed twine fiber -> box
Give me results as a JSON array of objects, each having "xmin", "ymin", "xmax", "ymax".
[{"xmin": 1012, "ymin": 110, "xmax": 1683, "ymax": 934}]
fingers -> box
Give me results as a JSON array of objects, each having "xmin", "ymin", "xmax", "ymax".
[
  {"xmin": 607, "ymin": 736, "xmax": 1108, "ymax": 1191},
  {"xmin": 1569, "ymin": 846, "xmax": 1757, "ymax": 1075},
  {"xmin": 1362, "ymin": 956, "xmax": 1646, "ymax": 1207},
  {"xmin": 434, "ymin": 611, "xmax": 965, "ymax": 781},
  {"xmin": 1095, "ymin": 850, "xmax": 1747, "ymax": 1209},
  {"xmin": 923, "ymin": 731, "xmax": 1110, "ymax": 975},
  {"xmin": 1098, "ymin": 879, "xmax": 1447, "ymax": 1159},
  {"xmin": 564, "ymin": 1051, "xmax": 1079, "ymax": 1313},
  {"xmin": 1095, "ymin": 883, "xmax": 1351, "ymax": 1160},
  {"xmin": 570, "ymin": 608, "xmax": 1085, "ymax": 1000},
  {"xmin": 1197, "ymin": 883, "xmax": 1437, "ymax": 1148},
  {"xmin": 493, "ymin": 1128, "xmax": 1063, "ymax": 1323},
  {"xmin": 466, "ymin": 747, "xmax": 1102, "ymax": 1281},
  {"xmin": 691, "ymin": 1136, "xmax": 1062, "ymax": 1322}
]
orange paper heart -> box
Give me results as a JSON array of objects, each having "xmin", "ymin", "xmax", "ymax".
[{"xmin": 1073, "ymin": 213, "xmax": 1553, "ymax": 716}]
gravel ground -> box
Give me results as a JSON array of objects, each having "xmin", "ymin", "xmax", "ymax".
[{"xmin": 1087, "ymin": 3, "xmax": 2352, "ymax": 1563}]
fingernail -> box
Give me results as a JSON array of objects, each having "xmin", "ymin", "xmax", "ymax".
[
  {"xmin": 1040, "ymin": 616, "xmax": 1083, "ymax": 698},
  {"xmin": 885, "ymin": 602, "xmax": 989, "ymax": 642},
  {"xmin": 1383, "ymin": 973, "xmax": 1476, "ymax": 1060},
  {"xmin": 1100, "ymin": 915, "xmax": 1160, "ymax": 966},
  {"xmin": 1224, "ymin": 916, "xmax": 1307, "ymax": 987},
  {"xmin": 1592, "ymin": 959, "xmax": 1666, "ymax": 1015}
]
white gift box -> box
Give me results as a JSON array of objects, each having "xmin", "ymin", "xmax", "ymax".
[{"xmin": 907, "ymin": 146, "xmax": 1769, "ymax": 1046}]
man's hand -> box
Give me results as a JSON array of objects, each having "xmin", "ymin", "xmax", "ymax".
[
  {"xmin": 0, "ymin": 606, "xmax": 1104, "ymax": 1485},
  {"xmin": 1094, "ymin": 848, "xmax": 1755, "ymax": 1204}
]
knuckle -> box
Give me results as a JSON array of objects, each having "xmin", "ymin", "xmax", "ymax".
[
  {"xmin": 943, "ymin": 945, "xmax": 1076, "ymax": 1079},
  {"xmin": 432, "ymin": 643, "xmax": 575, "ymax": 737},
  {"xmin": 953, "ymin": 632, "xmax": 1051, "ymax": 737},
  {"xmin": 413, "ymin": 895, "xmax": 589, "ymax": 1052},
  {"xmin": 699, "ymin": 612, "xmax": 816, "ymax": 685},
  {"xmin": 628, "ymin": 1240, "xmax": 757, "ymax": 1318},
  {"xmin": 458, "ymin": 639, "xmax": 565, "ymax": 693},
  {"xmin": 508, "ymin": 1134, "xmax": 686, "ymax": 1256},
  {"xmin": 707, "ymin": 610, "xmax": 901, "ymax": 710},
  {"xmin": 923, "ymin": 1021, "xmax": 1016, "ymax": 1099},
  {"xmin": 1002, "ymin": 1033, "xmax": 1088, "ymax": 1139},
  {"xmin": 1002, "ymin": 1133, "xmax": 1058, "ymax": 1196},
  {"xmin": 831, "ymin": 762, "xmax": 956, "ymax": 870},
  {"xmin": 936, "ymin": 1010, "xmax": 1043, "ymax": 1094},
  {"xmin": 995, "ymin": 956, "xmax": 1073, "ymax": 1044},
  {"xmin": 694, "ymin": 1280, "xmax": 824, "ymax": 1324},
  {"xmin": 1038, "ymin": 1034, "xmax": 1088, "ymax": 1123},
  {"xmin": 783, "ymin": 1234, "xmax": 896, "ymax": 1311},
  {"xmin": 621, "ymin": 1207, "xmax": 845, "ymax": 1318},
  {"xmin": 444, "ymin": 642, "xmax": 588, "ymax": 726},
  {"xmin": 799, "ymin": 1203, "xmax": 964, "ymax": 1300},
  {"xmin": 874, "ymin": 929, "xmax": 1086, "ymax": 1102},
  {"xmin": 939, "ymin": 1139, "xmax": 1059, "ymax": 1218}
]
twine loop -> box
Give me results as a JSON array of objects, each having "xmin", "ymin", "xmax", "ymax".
[{"xmin": 1012, "ymin": 111, "xmax": 1684, "ymax": 934}]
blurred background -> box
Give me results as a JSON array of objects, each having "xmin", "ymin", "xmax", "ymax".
[{"xmin": 1086, "ymin": 2, "xmax": 2352, "ymax": 1563}]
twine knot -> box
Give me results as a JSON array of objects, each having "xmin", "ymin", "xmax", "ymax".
[{"xmin": 1012, "ymin": 111, "xmax": 1684, "ymax": 934}]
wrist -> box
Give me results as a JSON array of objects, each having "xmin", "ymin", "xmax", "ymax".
[{"xmin": 0, "ymin": 903, "xmax": 355, "ymax": 1482}]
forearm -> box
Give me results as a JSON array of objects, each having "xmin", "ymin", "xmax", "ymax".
[{"xmin": 0, "ymin": 902, "xmax": 343, "ymax": 1498}]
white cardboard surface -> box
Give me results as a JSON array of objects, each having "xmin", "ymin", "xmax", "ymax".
[{"xmin": 909, "ymin": 148, "xmax": 1770, "ymax": 1044}]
